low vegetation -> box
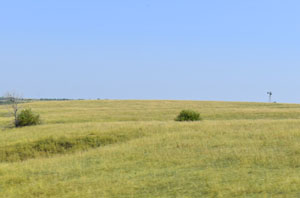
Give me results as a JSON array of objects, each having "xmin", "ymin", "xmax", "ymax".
[
  {"xmin": 175, "ymin": 109, "xmax": 201, "ymax": 121},
  {"xmin": 0, "ymin": 134, "xmax": 138, "ymax": 162},
  {"xmin": 0, "ymin": 100, "xmax": 300, "ymax": 197},
  {"xmin": 16, "ymin": 108, "xmax": 40, "ymax": 127}
]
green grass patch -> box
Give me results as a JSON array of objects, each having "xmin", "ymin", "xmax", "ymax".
[{"xmin": 0, "ymin": 133, "xmax": 136, "ymax": 162}]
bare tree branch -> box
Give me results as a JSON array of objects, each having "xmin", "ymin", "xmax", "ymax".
[{"xmin": 3, "ymin": 92, "xmax": 23, "ymax": 127}]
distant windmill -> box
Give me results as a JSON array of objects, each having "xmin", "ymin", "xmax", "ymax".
[{"xmin": 267, "ymin": 92, "xmax": 272, "ymax": 103}]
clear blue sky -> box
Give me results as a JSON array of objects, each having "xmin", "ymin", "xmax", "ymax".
[{"xmin": 1, "ymin": 0, "xmax": 300, "ymax": 103}]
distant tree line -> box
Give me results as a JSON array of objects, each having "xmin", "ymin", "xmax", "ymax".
[
  {"xmin": 0, "ymin": 97, "xmax": 37, "ymax": 105},
  {"xmin": 0, "ymin": 97, "xmax": 85, "ymax": 104},
  {"xmin": 39, "ymin": 98, "xmax": 72, "ymax": 101},
  {"xmin": 0, "ymin": 97, "xmax": 26, "ymax": 105}
]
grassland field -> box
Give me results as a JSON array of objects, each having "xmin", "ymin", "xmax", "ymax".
[{"xmin": 0, "ymin": 100, "xmax": 300, "ymax": 197}]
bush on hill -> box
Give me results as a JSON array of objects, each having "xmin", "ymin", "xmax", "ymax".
[
  {"xmin": 175, "ymin": 110, "xmax": 201, "ymax": 121},
  {"xmin": 16, "ymin": 109, "xmax": 40, "ymax": 127}
]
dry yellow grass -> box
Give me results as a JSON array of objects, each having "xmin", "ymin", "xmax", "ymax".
[{"xmin": 0, "ymin": 100, "xmax": 299, "ymax": 197}]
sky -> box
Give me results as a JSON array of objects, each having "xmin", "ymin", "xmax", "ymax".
[{"xmin": 1, "ymin": 0, "xmax": 300, "ymax": 103}]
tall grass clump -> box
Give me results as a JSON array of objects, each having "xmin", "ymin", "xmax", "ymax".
[
  {"xmin": 175, "ymin": 110, "xmax": 201, "ymax": 121},
  {"xmin": 16, "ymin": 108, "xmax": 40, "ymax": 127}
]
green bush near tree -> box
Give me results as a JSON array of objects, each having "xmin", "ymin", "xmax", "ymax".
[{"xmin": 16, "ymin": 108, "xmax": 40, "ymax": 127}]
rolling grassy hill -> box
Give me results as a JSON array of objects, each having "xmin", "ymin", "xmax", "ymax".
[{"xmin": 0, "ymin": 100, "xmax": 300, "ymax": 197}]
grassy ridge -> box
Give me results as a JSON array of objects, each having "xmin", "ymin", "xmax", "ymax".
[
  {"xmin": 0, "ymin": 135, "xmax": 129, "ymax": 162},
  {"xmin": 0, "ymin": 100, "xmax": 300, "ymax": 197}
]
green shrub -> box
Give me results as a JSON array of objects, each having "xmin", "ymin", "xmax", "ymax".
[
  {"xmin": 16, "ymin": 108, "xmax": 40, "ymax": 127},
  {"xmin": 175, "ymin": 110, "xmax": 201, "ymax": 121}
]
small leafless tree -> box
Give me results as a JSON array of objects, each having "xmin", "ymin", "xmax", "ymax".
[{"xmin": 4, "ymin": 92, "xmax": 23, "ymax": 127}]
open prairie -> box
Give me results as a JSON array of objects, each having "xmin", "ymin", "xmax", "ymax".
[{"xmin": 0, "ymin": 100, "xmax": 300, "ymax": 197}]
